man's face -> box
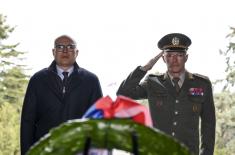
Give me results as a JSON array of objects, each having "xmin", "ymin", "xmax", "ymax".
[
  {"xmin": 163, "ymin": 51, "xmax": 188, "ymax": 74},
  {"xmin": 52, "ymin": 36, "xmax": 78, "ymax": 68}
]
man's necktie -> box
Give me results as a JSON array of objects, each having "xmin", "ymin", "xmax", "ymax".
[
  {"xmin": 172, "ymin": 77, "xmax": 180, "ymax": 93},
  {"xmin": 62, "ymin": 72, "xmax": 69, "ymax": 94}
]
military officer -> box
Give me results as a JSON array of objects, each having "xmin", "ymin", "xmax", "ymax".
[{"xmin": 117, "ymin": 33, "xmax": 215, "ymax": 155}]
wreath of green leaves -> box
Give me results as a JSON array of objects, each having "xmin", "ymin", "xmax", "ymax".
[{"xmin": 27, "ymin": 119, "xmax": 191, "ymax": 155}]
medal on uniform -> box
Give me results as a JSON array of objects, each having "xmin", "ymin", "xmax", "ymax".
[{"xmin": 189, "ymin": 87, "xmax": 204, "ymax": 96}]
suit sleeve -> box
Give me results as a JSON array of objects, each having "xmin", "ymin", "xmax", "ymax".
[
  {"xmin": 89, "ymin": 75, "xmax": 103, "ymax": 106},
  {"xmin": 20, "ymin": 78, "xmax": 37, "ymax": 155},
  {"xmin": 116, "ymin": 66, "xmax": 148, "ymax": 100},
  {"xmin": 200, "ymin": 81, "xmax": 216, "ymax": 155}
]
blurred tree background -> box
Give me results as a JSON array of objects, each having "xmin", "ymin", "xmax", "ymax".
[
  {"xmin": 0, "ymin": 13, "xmax": 234, "ymax": 155},
  {"xmin": 213, "ymin": 27, "xmax": 235, "ymax": 155},
  {"xmin": 0, "ymin": 14, "xmax": 28, "ymax": 155}
]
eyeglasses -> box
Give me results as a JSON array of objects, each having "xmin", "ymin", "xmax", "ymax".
[
  {"xmin": 55, "ymin": 44, "xmax": 76, "ymax": 52},
  {"xmin": 164, "ymin": 53, "xmax": 186, "ymax": 59}
]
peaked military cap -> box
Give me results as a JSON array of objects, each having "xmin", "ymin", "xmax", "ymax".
[{"xmin": 158, "ymin": 33, "xmax": 191, "ymax": 52}]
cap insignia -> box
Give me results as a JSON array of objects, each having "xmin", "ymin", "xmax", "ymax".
[{"xmin": 172, "ymin": 37, "xmax": 180, "ymax": 46}]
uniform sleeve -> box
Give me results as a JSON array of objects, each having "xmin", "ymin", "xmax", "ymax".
[
  {"xmin": 116, "ymin": 66, "xmax": 148, "ymax": 100},
  {"xmin": 20, "ymin": 78, "xmax": 37, "ymax": 155},
  {"xmin": 200, "ymin": 81, "xmax": 216, "ymax": 155}
]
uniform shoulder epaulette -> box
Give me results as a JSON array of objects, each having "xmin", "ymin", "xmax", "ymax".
[
  {"xmin": 149, "ymin": 73, "xmax": 164, "ymax": 77},
  {"xmin": 193, "ymin": 73, "xmax": 210, "ymax": 81},
  {"xmin": 148, "ymin": 73, "xmax": 165, "ymax": 81}
]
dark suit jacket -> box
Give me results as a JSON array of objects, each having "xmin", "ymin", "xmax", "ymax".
[
  {"xmin": 117, "ymin": 66, "xmax": 215, "ymax": 155},
  {"xmin": 20, "ymin": 61, "xmax": 103, "ymax": 155}
]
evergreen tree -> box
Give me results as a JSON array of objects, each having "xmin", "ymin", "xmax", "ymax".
[
  {"xmin": 0, "ymin": 14, "xmax": 28, "ymax": 107},
  {"xmin": 0, "ymin": 14, "xmax": 28, "ymax": 155}
]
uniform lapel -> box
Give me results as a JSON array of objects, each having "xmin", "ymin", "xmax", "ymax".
[
  {"xmin": 179, "ymin": 71, "xmax": 194, "ymax": 98},
  {"xmin": 162, "ymin": 73, "xmax": 177, "ymax": 97},
  {"xmin": 148, "ymin": 75, "xmax": 166, "ymax": 92}
]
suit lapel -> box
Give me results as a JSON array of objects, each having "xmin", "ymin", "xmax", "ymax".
[
  {"xmin": 66, "ymin": 68, "xmax": 83, "ymax": 93},
  {"xmin": 44, "ymin": 71, "xmax": 64, "ymax": 101}
]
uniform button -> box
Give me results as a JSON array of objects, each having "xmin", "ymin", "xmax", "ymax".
[
  {"xmin": 175, "ymin": 111, "xmax": 178, "ymax": 115},
  {"xmin": 172, "ymin": 132, "xmax": 175, "ymax": 136},
  {"xmin": 173, "ymin": 122, "xmax": 177, "ymax": 125},
  {"xmin": 175, "ymin": 100, "xmax": 179, "ymax": 103}
]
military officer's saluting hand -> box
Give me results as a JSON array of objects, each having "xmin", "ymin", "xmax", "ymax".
[{"xmin": 140, "ymin": 51, "xmax": 164, "ymax": 72}]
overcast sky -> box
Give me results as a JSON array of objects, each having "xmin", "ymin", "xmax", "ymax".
[{"xmin": 1, "ymin": 0, "xmax": 235, "ymax": 97}]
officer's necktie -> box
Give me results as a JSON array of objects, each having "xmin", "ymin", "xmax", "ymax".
[
  {"xmin": 172, "ymin": 77, "xmax": 180, "ymax": 93},
  {"xmin": 62, "ymin": 71, "xmax": 69, "ymax": 94}
]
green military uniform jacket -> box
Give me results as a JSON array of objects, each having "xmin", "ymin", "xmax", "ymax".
[{"xmin": 117, "ymin": 66, "xmax": 215, "ymax": 155}]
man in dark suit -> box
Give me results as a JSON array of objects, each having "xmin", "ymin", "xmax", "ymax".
[
  {"xmin": 117, "ymin": 33, "xmax": 215, "ymax": 155},
  {"xmin": 20, "ymin": 35, "xmax": 103, "ymax": 155}
]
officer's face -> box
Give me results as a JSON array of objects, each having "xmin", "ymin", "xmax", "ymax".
[
  {"xmin": 52, "ymin": 36, "xmax": 78, "ymax": 69},
  {"xmin": 163, "ymin": 51, "xmax": 188, "ymax": 74}
]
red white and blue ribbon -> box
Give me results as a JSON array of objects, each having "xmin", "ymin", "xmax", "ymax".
[{"xmin": 83, "ymin": 95, "xmax": 153, "ymax": 127}]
